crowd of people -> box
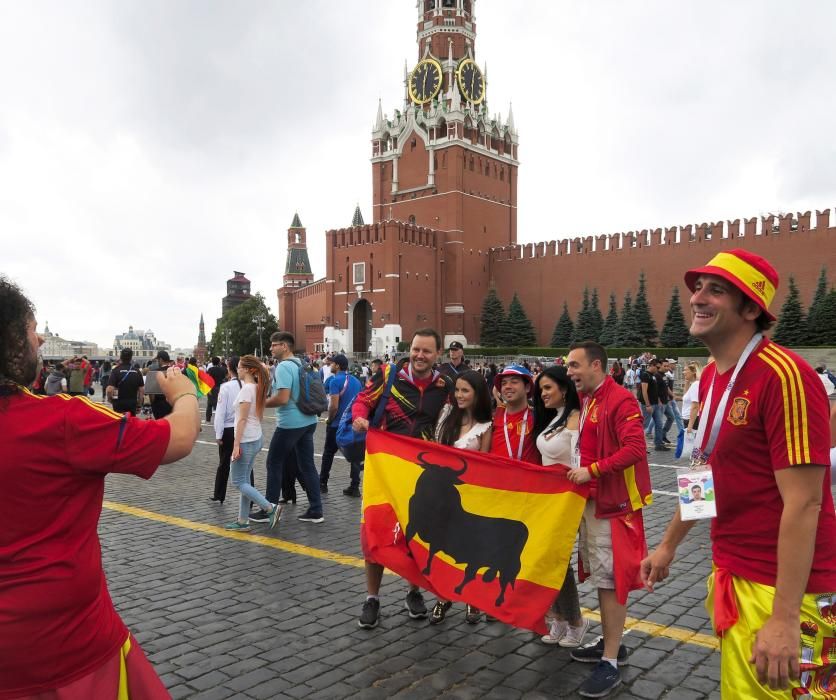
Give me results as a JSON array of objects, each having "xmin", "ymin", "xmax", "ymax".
[{"xmin": 2, "ymin": 247, "xmax": 836, "ymax": 698}]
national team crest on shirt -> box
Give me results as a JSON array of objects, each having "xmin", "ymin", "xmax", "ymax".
[
  {"xmin": 589, "ymin": 405, "xmax": 600, "ymax": 423},
  {"xmin": 727, "ymin": 396, "xmax": 750, "ymax": 426}
]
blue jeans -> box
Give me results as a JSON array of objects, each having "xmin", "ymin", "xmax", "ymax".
[
  {"xmin": 230, "ymin": 436, "xmax": 270, "ymax": 521},
  {"xmin": 662, "ymin": 401, "xmax": 684, "ymax": 441},
  {"xmin": 321, "ymin": 424, "xmax": 363, "ymax": 488},
  {"xmin": 643, "ymin": 404, "xmax": 665, "ymax": 447},
  {"xmin": 266, "ymin": 424, "xmax": 322, "ymax": 516}
]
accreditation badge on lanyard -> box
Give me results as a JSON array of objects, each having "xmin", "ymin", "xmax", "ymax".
[
  {"xmin": 678, "ymin": 333, "xmax": 761, "ymax": 521},
  {"xmin": 503, "ymin": 407, "xmax": 529, "ymax": 460}
]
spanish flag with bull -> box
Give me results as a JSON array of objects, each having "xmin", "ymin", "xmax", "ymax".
[{"xmin": 361, "ymin": 430, "xmax": 592, "ymax": 634}]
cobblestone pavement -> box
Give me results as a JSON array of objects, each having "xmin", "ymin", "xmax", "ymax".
[{"xmin": 101, "ymin": 410, "xmax": 724, "ymax": 699}]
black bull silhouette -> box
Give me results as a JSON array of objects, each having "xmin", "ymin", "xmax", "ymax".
[{"xmin": 403, "ymin": 452, "xmax": 529, "ymax": 606}]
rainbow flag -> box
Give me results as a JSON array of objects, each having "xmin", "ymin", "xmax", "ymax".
[
  {"xmin": 361, "ymin": 430, "xmax": 589, "ymax": 634},
  {"xmin": 184, "ymin": 364, "xmax": 215, "ymax": 397}
]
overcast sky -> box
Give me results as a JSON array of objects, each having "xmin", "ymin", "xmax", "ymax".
[{"xmin": 2, "ymin": 1, "xmax": 835, "ymax": 350}]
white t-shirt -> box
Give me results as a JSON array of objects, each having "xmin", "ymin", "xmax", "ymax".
[
  {"xmin": 233, "ymin": 382, "xmax": 263, "ymax": 443},
  {"xmin": 535, "ymin": 409, "xmax": 579, "ymax": 467},
  {"xmin": 681, "ymin": 380, "xmax": 700, "ymax": 421}
]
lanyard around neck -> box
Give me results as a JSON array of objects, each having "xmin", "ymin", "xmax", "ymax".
[
  {"xmin": 695, "ymin": 333, "xmax": 762, "ymax": 460},
  {"xmin": 503, "ymin": 407, "xmax": 529, "ymax": 460}
]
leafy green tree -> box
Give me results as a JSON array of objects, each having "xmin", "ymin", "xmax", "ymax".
[
  {"xmin": 660, "ymin": 287, "xmax": 691, "ymax": 347},
  {"xmin": 208, "ymin": 293, "xmax": 278, "ymax": 358},
  {"xmin": 588, "ymin": 289, "xmax": 604, "ymax": 341},
  {"xmin": 599, "ymin": 292, "xmax": 619, "ymax": 346},
  {"xmin": 633, "ymin": 272, "xmax": 658, "ymax": 346},
  {"xmin": 573, "ymin": 287, "xmax": 592, "ymax": 342},
  {"xmin": 551, "ymin": 302, "xmax": 574, "ymax": 347},
  {"xmin": 805, "ymin": 267, "xmax": 829, "ymax": 345},
  {"xmin": 479, "ymin": 288, "xmax": 505, "ymax": 346},
  {"xmin": 773, "ymin": 277, "xmax": 807, "ymax": 346},
  {"xmin": 502, "ymin": 293, "xmax": 537, "ymax": 346},
  {"xmin": 615, "ymin": 291, "xmax": 643, "ymax": 346},
  {"xmin": 812, "ymin": 289, "xmax": 836, "ymax": 345}
]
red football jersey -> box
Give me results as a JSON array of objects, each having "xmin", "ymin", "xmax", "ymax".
[
  {"xmin": 0, "ymin": 390, "xmax": 170, "ymax": 697},
  {"xmin": 698, "ymin": 339, "xmax": 836, "ymax": 591},
  {"xmin": 491, "ymin": 406, "xmax": 540, "ymax": 465}
]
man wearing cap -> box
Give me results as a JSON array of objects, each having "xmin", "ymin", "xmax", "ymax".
[
  {"xmin": 319, "ymin": 354, "xmax": 363, "ymax": 496},
  {"xmin": 564, "ymin": 340, "xmax": 652, "ymax": 697},
  {"xmin": 490, "ymin": 364, "xmax": 540, "ymax": 464},
  {"xmin": 439, "ymin": 341, "xmax": 466, "ymax": 380},
  {"xmin": 641, "ymin": 249, "xmax": 836, "ymax": 696}
]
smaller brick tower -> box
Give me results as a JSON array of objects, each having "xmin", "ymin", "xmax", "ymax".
[
  {"xmin": 193, "ymin": 313, "xmax": 207, "ymax": 363},
  {"xmin": 283, "ymin": 213, "xmax": 314, "ymax": 289}
]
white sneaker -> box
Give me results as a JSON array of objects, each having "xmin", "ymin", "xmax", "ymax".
[
  {"xmin": 540, "ymin": 618, "xmax": 568, "ymax": 645},
  {"xmin": 559, "ymin": 618, "xmax": 590, "ymax": 648}
]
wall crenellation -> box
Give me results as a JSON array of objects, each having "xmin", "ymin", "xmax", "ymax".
[
  {"xmin": 490, "ymin": 208, "xmax": 832, "ymax": 262},
  {"xmin": 328, "ymin": 219, "xmax": 440, "ymax": 250}
]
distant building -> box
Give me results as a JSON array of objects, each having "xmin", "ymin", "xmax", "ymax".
[
  {"xmin": 193, "ymin": 314, "xmax": 208, "ymax": 364},
  {"xmin": 40, "ymin": 322, "xmax": 75, "ymax": 359},
  {"xmin": 112, "ymin": 326, "xmax": 171, "ymax": 364},
  {"xmin": 222, "ymin": 271, "xmax": 251, "ymax": 313}
]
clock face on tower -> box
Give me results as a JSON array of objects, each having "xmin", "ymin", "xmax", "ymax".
[
  {"xmin": 409, "ymin": 58, "xmax": 443, "ymax": 104},
  {"xmin": 456, "ymin": 58, "xmax": 485, "ymax": 104}
]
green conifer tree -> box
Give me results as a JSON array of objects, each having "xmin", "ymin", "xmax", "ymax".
[
  {"xmin": 588, "ymin": 289, "xmax": 604, "ymax": 341},
  {"xmin": 660, "ymin": 287, "xmax": 691, "ymax": 348},
  {"xmin": 615, "ymin": 291, "xmax": 642, "ymax": 346},
  {"xmin": 503, "ymin": 293, "xmax": 537, "ymax": 347},
  {"xmin": 551, "ymin": 302, "xmax": 574, "ymax": 347},
  {"xmin": 772, "ymin": 277, "xmax": 807, "ymax": 346},
  {"xmin": 633, "ymin": 272, "xmax": 658, "ymax": 346},
  {"xmin": 479, "ymin": 288, "xmax": 505, "ymax": 346},
  {"xmin": 599, "ymin": 292, "xmax": 619, "ymax": 346},
  {"xmin": 814, "ymin": 289, "xmax": 836, "ymax": 345},
  {"xmin": 573, "ymin": 287, "xmax": 592, "ymax": 342},
  {"xmin": 805, "ymin": 267, "xmax": 829, "ymax": 345}
]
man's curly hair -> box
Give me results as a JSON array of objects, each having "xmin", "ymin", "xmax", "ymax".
[{"xmin": 0, "ymin": 276, "xmax": 35, "ymax": 390}]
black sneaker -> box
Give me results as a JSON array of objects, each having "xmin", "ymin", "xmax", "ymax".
[
  {"xmin": 343, "ymin": 486, "xmax": 361, "ymax": 497},
  {"xmin": 249, "ymin": 509, "xmax": 271, "ymax": 523},
  {"xmin": 358, "ymin": 598, "xmax": 380, "ymax": 629},
  {"xmin": 319, "ymin": 482, "xmax": 328, "ymax": 493},
  {"xmin": 578, "ymin": 660, "xmax": 621, "ymax": 697},
  {"xmin": 429, "ymin": 600, "xmax": 452, "ymax": 625},
  {"xmin": 570, "ymin": 637, "xmax": 628, "ymax": 664},
  {"xmin": 297, "ymin": 509, "xmax": 324, "ymax": 523},
  {"xmin": 404, "ymin": 589, "xmax": 428, "ymax": 619}
]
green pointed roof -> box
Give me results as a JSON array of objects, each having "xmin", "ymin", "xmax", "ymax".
[
  {"xmin": 290, "ymin": 212, "xmax": 303, "ymax": 228},
  {"xmin": 285, "ymin": 248, "xmax": 312, "ymax": 275},
  {"xmin": 352, "ymin": 204, "xmax": 364, "ymax": 227}
]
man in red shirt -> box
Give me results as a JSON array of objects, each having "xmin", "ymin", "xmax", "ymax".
[
  {"xmin": 641, "ymin": 249, "xmax": 836, "ymax": 696},
  {"xmin": 565, "ymin": 341, "xmax": 652, "ymax": 698},
  {"xmin": 490, "ymin": 364, "xmax": 540, "ymax": 464},
  {"xmin": 0, "ymin": 276, "xmax": 201, "ymax": 699}
]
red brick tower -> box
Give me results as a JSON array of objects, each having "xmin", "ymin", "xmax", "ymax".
[{"xmin": 370, "ymin": 0, "xmax": 518, "ymax": 342}]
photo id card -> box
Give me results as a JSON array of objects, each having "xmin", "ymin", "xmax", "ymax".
[{"xmin": 678, "ymin": 470, "xmax": 717, "ymax": 521}]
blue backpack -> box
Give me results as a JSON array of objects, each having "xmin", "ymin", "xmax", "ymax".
[
  {"xmin": 336, "ymin": 363, "xmax": 397, "ymax": 464},
  {"xmin": 286, "ymin": 357, "xmax": 329, "ymax": 415}
]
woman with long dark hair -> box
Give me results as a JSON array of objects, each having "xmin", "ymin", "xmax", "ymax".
[
  {"xmin": 225, "ymin": 355, "xmax": 281, "ymax": 532},
  {"xmin": 429, "ymin": 370, "xmax": 493, "ymax": 625},
  {"xmin": 532, "ymin": 365, "xmax": 589, "ymax": 648}
]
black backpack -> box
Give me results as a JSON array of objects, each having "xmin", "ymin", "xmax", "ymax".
[{"xmin": 287, "ymin": 357, "xmax": 329, "ymax": 415}]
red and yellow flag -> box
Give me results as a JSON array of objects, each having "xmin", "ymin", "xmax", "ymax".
[
  {"xmin": 184, "ymin": 364, "xmax": 215, "ymax": 397},
  {"xmin": 361, "ymin": 430, "xmax": 589, "ymax": 634}
]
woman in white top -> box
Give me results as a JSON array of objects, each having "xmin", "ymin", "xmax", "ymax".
[
  {"xmin": 532, "ymin": 365, "xmax": 588, "ymax": 648},
  {"xmin": 225, "ymin": 355, "xmax": 281, "ymax": 532},
  {"xmin": 681, "ymin": 362, "xmax": 701, "ymax": 433},
  {"xmin": 211, "ymin": 356, "xmax": 242, "ymax": 504},
  {"xmin": 430, "ymin": 370, "xmax": 493, "ymax": 625}
]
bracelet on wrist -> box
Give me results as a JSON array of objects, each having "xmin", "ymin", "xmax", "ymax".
[{"xmin": 171, "ymin": 392, "xmax": 197, "ymax": 406}]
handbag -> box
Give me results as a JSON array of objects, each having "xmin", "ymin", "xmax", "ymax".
[{"xmin": 336, "ymin": 363, "xmax": 396, "ymax": 463}]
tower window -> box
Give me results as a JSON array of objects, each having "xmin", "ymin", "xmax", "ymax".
[{"xmin": 353, "ymin": 262, "xmax": 366, "ymax": 286}]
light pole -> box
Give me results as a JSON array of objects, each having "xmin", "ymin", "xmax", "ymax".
[
  {"xmin": 222, "ymin": 328, "xmax": 231, "ymax": 358},
  {"xmin": 252, "ymin": 314, "xmax": 266, "ymax": 358}
]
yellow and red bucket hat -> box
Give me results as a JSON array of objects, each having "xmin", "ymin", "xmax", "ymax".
[{"xmin": 684, "ymin": 248, "xmax": 779, "ymax": 322}]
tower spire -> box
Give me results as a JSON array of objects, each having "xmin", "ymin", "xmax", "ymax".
[{"xmin": 374, "ymin": 99, "xmax": 383, "ymax": 131}]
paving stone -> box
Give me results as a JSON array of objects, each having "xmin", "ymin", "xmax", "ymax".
[{"xmin": 628, "ymin": 679, "xmax": 667, "ymax": 699}]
